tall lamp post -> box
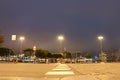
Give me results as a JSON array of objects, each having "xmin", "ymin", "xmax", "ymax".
[
  {"xmin": 19, "ymin": 36, "xmax": 25, "ymax": 54},
  {"xmin": 97, "ymin": 35, "xmax": 106, "ymax": 62},
  {"xmin": 58, "ymin": 35, "xmax": 64, "ymax": 55},
  {"xmin": 33, "ymin": 46, "xmax": 36, "ymax": 55},
  {"xmin": 33, "ymin": 46, "xmax": 36, "ymax": 63},
  {"xmin": 98, "ymin": 35, "xmax": 104, "ymax": 54}
]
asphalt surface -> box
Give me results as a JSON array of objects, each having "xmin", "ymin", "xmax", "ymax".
[{"xmin": 0, "ymin": 63, "xmax": 120, "ymax": 80}]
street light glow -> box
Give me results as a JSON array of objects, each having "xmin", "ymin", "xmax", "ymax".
[
  {"xmin": 98, "ymin": 36, "xmax": 104, "ymax": 40},
  {"xmin": 19, "ymin": 36, "xmax": 25, "ymax": 41},
  {"xmin": 33, "ymin": 46, "xmax": 36, "ymax": 51},
  {"xmin": 57, "ymin": 35, "xmax": 64, "ymax": 55},
  {"xmin": 58, "ymin": 36, "xmax": 64, "ymax": 40},
  {"xmin": 19, "ymin": 36, "xmax": 25, "ymax": 54}
]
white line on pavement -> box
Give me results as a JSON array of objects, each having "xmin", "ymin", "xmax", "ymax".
[
  {"xmin": 45, "ymin": 71, "xmax": 75, "ymax": 75},
  {"xmin": 45, "ymin": 64, "xmax": 75, "ymax": 75}
]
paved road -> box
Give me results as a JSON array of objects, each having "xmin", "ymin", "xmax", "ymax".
[
  {"xmin": 0, "ymin": 63, "xmax": 120, "ymax": 80},
  {"xmin": 0, "ymin": 63, "xmax": 75, "ymax": 80}
]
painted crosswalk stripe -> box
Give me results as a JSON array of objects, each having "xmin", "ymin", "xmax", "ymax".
[
  {"xmin": 53, "ymin": 64, "xmax": 71, "ymax": 70},
  {"xmin": 45, "ymin": 64, "xmax": 75, "ymax": 75},
  {"xmin": 45, "ymin": 71, "xmax": 74, "ymax": 75},
  {"xmin": 52, "ymin": 68, "xmax": 71, "ymax": 70}
]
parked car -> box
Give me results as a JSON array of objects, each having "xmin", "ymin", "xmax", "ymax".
[{"xmin": 22, "ymin": 57, "xmax": 34, "ymax": 63}]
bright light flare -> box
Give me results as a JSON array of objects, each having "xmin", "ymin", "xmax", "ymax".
[
  {"xmin": 98, "ymin": 36, "xmax": 104, "ymax": 40},
  {"xmin": 58, "ymin": 36, "xmax": 64, "ymax": 40},
  {"xmin": 33, "ymin": 46, "xmax": 36, "ymax": 51},
  {"xmin": 19, "ymin": 36, "xmax": 25, "ymax": 41}
]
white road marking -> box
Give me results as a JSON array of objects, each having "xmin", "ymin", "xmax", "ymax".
[
  {"xmin": 45, "ymin": 71, "xmax": 74, "ymax": 75},
  {"xmin": 45, "ymin": 64, "xmax": 75, "ymax": 75},
  {"xmin": 52, "ymin": 64, "xmax": 71, "ymax": 70},
  {"xmin": 52, "ymin": 68, "xmax": 71, "ymax": 70}
]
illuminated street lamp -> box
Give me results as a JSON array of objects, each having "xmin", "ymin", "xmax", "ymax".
[
  {"xmin": 33, "ymin": 46, "xmax": 36, "ymax": 51},
  {"xmin": 19, "ymin": 36, "xmax": 25, "ymax": 54},
  {"xmin": 33, "ymin": 46, "xmax": 36, "ymax": 63},
  {"xmin": 19, "ymin": 36, "xmax": 25, "ymax": 41},
  {"xmin": 58, "ymin": 35, "xmax": 64, "ymax": 54},
  {"xmin": 98, "ymin": 35, "xmax": 104, "ymax": 54},
  {"xmin": 97, "ymin": 35, "xmax": 107, "ymax": 62},
  {"xmin": 33, "ymin": 46, "xmax": 36, "ymax": 55}
]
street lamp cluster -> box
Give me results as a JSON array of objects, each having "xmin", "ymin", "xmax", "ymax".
[
  {"xmin": 10, "ymin": 34, "xmax": 106, "ymax": 62},
  {"xmin": 57, "ymin": 35, "xmax": 106, "ymax": 62},
  {"xmin": 11, "ymin": 35, "xmax": 25, "ymax": 54}
]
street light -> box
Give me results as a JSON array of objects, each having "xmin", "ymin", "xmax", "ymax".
[
  {"xmin": 33, "ymin": 46, "xmax": 36, "ymax": 55},
  {"xmin": 57, "ymin": 35, "xmax": 64, "ymax": 54},
  {"xmin": 19, "ymin": 36, "xmax": 25, "ymax": 54},
  {"xmin": 97, "ymin": 35, "xmax": 104, "ymax": 54},
  {"xmin": 33, "ymin": 46, "xmax": 36, "ymax": 51},
  {"xmin": 97, "ymin": 35, "xmax": 107, "ymax": 62},
  {"xmin": 33, "ymin": 46, "xmax": 36, "ymax": 63}
]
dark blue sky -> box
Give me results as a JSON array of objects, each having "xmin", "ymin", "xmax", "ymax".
[{"xmin": 0, "ymin": 0, "xmax": 120, "ymax": 52}]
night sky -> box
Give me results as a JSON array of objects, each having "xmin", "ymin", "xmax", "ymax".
[{"xmin": 0, "ymin": 0, "xmax": 120, "ymax": 53}]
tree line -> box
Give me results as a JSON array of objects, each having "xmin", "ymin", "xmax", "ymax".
[{"xmin": 0, "ymin": 47, "xmax": 93, "ymax": 59}]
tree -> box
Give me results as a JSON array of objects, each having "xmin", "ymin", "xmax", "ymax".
[
  {"xmin": 35, "ymin": 49, "xmax": 52, "ymax": 58},
  {"xmin": 0, "ymin": 47, "xmax": 14, "ymax": 56},
  {"xmin": 63, "ymin": 51, "xmax": 72, "ymax": 58},
  {"xmin": 35, "ymin": 49, "xmax": 45, "ymax": 58},
  {"xmin": 85, "ymin": 52, "xmax": 92, "ymax": 58},
  {"xmin": 23, "ymin": 48, "xmax": 34, "ymax": 57},
  {"xmin": 52, "ymin": 54, "xmax": 62, "ymax": 58},
  {"xmin": 46, "ymin": 52, "xmax": 52, "ymax": 58},
  {"xmin": 76, "ymin": 51, "xmax": 82, "ymax": 57},
  {"xmin": 71, "ymin": 51, "xmax": 82, "ymax": 58}
]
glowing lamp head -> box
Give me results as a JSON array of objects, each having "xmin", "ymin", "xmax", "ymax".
[
  {"xmin": 19, "ymin": 36, "xmax": 25, "ymax": 41},
  {"xmin": 98, "ymin": 36, "xmax": 104, "ymax": 40},
  {"xmin": 33, "ymin": 46, "xmax": 36, "ymax": 51},
  {"xmin": 58, "ymin": 36, "xmax": 64, "ymax": 40}
]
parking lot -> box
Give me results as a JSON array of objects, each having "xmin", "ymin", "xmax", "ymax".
[{"xmin": 0, "ymin": 63, "xmax": 120, "ymax": 80}]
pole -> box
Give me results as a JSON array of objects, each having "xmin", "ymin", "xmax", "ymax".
[
  {"xmin": 60, "ymin": 40, "xmax": 62, "ymax": 54},
  {"xmin": 99, "ymin": 39, "xmax": 105, "ymax": 62},
  {"xmin": 8, "ymin": 42, "xmax": 11, "ymax": 63},
  {"xmin": 100, "ymin": 40, "xmax": 103, "ymax": 54},
  {"xmin": 19, "ymin": 36, "xmax": 25, "ymax": 54},
  {"xmin": 58, "ymin": 35, "xmax": 64, "ymax": 56},
  {"xmin": 20, "ymin": 41, "xmax": 22, "ymax": 54},
  {"xmin": 76, "ymin": 52, "xmax": 77, "ymax": 63}
]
